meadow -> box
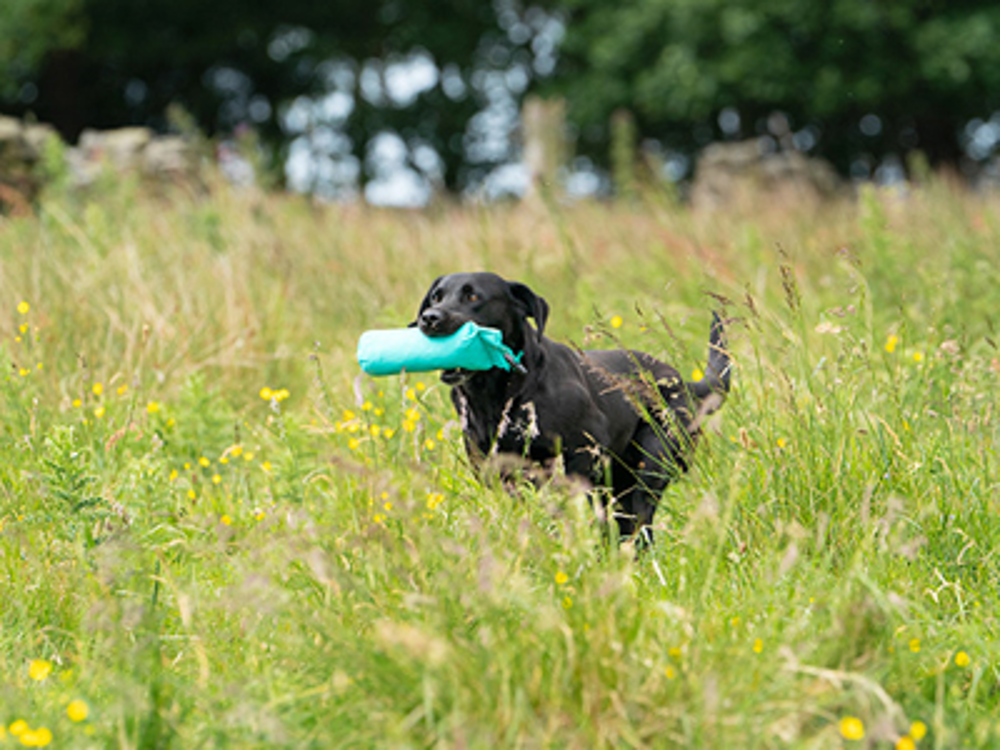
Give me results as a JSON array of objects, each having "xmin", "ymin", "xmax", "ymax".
[{"xmin": 0, "ymin": 171, "xmax": 998, "ymax": 748}]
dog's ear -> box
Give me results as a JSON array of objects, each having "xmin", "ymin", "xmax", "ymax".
[
  {"xmin": 508, "ymin": 281, "xmax": 549, "ymax": 339},
  {"xmin": 409, "ymin": 276, "xmax": 443, "ymax": 328}
]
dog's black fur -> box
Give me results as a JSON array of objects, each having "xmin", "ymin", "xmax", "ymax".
[{"xmin": 413, "ymin": 272, "xmax": 731, "ymax": 542}]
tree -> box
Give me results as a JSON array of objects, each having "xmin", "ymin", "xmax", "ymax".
[
  {"xmin": 0, "ymin": 0, "xmax": 83, "ymax": 100},
  {"xmin": 547, "ymin": 0, "xmax": 1000, "ymax": 178},
  {"xmin": 0, "ymin": 0, "xmax": 545, "ymax": 191}
]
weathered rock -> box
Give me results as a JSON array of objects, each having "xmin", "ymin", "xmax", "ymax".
[
  {"xmin": 143, "ymin": 135, "xmax": 196, "ymax": 178},
  {"xmin": 692, "ymin": 138, "xmax": 843, "ymax": 210},
  {"xmin": 70, "ymin": 127, "xmax": 197, "ymax": 186}
]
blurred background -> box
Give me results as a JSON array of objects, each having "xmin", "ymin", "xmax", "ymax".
[{"xmin": 3, "ymin": 0, "xmax": 1000, "ymax": 207}]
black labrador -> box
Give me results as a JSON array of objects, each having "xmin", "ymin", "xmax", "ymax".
[{"xmin": 414, "ymin": 272, "xmax": 731, "ymax": 543}]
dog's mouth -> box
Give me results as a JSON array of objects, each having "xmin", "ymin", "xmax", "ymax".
[
  {"xmin": 418, "ymin": 316, "xmax": 467, "ymax": 338},
  {"xmin": 441, "ymin": 368, "xmax": 471, "ymax": 386}
]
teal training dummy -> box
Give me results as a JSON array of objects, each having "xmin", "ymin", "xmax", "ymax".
[{"xmin": 357, "ymin": 321, "xmax": 524, "ymax": 377}]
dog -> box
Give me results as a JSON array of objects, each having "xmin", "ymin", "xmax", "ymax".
[{"xmin": 413, "ymin": 272, "xmax": 731, "ymax": 543}]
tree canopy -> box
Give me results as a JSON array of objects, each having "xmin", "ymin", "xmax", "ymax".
[
  {"xmin": 3, "ymin": 0, "xmax": 1000, "ymax": 193},
  {"xmin": 541, "ymin": 0, "xmax": 1000, "ymax": 178}
]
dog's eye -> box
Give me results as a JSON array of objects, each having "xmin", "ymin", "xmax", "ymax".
[
  {"xmin": 466, "ymin": 292, "xmax": 479, "ymax": 302},
  {"xmin": 431, "ymin": 289, "xmax": 444, "ymax": 303}
]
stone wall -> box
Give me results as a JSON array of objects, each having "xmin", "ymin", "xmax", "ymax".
[
  {"xmin": 691, "ymin": 138, "xmax": 844, "ymax": 210},
  {"xmin": 0, "ymin": 115, "xmax": 197, "ymax": 212}
]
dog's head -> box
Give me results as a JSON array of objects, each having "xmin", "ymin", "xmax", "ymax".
[{"xmin": 412, "ymin": 273, "xmax": 548, "ymax": 377}]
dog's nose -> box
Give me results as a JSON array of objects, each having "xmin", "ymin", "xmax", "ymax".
[{"xmin": 419, "ymin": 308, "xmax": 445, "ymax": 332}]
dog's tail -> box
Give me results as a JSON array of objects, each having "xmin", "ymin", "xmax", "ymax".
[{"xmin": 687, "ymin": 312, "xmax": 732, "ymax": 417}]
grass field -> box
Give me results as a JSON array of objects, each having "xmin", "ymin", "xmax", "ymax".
[{"xmin": 1, "ymin": 174, "xmax": 998, "ymax": 748}]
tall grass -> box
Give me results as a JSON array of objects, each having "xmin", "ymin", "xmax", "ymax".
[{"xmin": 0, "ymin": 174, "xmax": 998, "ymax": 747}]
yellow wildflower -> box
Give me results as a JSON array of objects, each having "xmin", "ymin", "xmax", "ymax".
[
  {"xmin": 259, "ymin": 387, "xmax": 273, "ymax": 400},
  {"xmin": 17, "ymin": 301, "xmax": 30, "ymax": 315},
  {"xmin": 92, "ymin": 382, "xmax": 103, "ymax": 396},
  {"xmin": 691, "ymin": 367, "xmax": 704, "ymax": 382},
  {"xmin": 424, "ymin": 439, "xmax": 436, "ymax": 450},
  {"xmin": 20, "ymin": 727, "xmax": 52, "ymax": 747},
  {"xmin": 230, "ymin": 445, "xmax": 243, "ymax": 458},
  {"xmin": 610, "ymin": 315, "xmax": 623, "ymax": 329},
  {"xmin": 955, "ymin": 650, "xmax": 970, "ymax": 667},
  {"xmin": 9, "ymin": 719, "xmax": 28, "ymax": 736},
  {"xmin": 885, "ymin": 334, "xmax": 899, "ymax": 353},
  {"xmin": 198, "ymin": 456, "xmax": 210, "ymax": 467},
  {"xmin": 909, "ymin": 638, "xmax": 920, "ymax": 653},
  {"xmin": 912, "ymin": 351, "xmax": 924, "ymax": 363},
  {"xmin": 261, "ymin": 461, "xmax": 272, "ymax": 473},
  {"xmin": 896, "ymin": 737, "xmax": 916, "ymax": 750},
  {"xmin": 220, "ymin": 514, "xmax": 232, "ymax": 526},
  {"xmin": 753, "ymin": 638, "xmax": 763, "ymax": 654},
  {"xmin": 146, "ymin": 401, "xmax": 160, "ymax": 414},
  {"xmin": 555, "ymin": 571, "xmax": 569, "ymax": 585},
  {"xmin": 562, "ymin": 596, "xmax": 573, "ymax": 609},
  {"xmin": 28, "ymin": 659, "xmax": 52, "ymax": 681},
  {"xmin": 212, "ymin": 474, "xmax": 221, "ymax": 485},
  {"xmin": 117, "ymin": 384, "xmax": 128, "ymax": 395},
  {"xmin": 72, "ymin": 398, "xmax": 82, "ymax": 408},
  {"xmin": 910, "ymin": 721, "xmax": 927, "ymax": 740},
  {"xmin": 664, "ymin": 666, "xmax": 676, "ymax": 679},
  {"xmin": 839, "ymin": 716, "xmax": 865, "ymax": 741},
  {"xmin": 66, "ymin": 699, "xmax": 89, "ymax": 722}
]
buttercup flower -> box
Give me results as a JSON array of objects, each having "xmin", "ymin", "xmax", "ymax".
[
  {"xmin": 839, "ymin": 716, "xmax": 865, "ymax": 740},
  {"xmin": 66, "ymin": 699, "xmax": 89, "ymax": 722},
  {"xmin": 28, "ymin": 659, "xmax": 52, "ymax": 681}
]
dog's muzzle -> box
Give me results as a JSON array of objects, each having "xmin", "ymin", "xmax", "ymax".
[{"xmin": 441, "ymin": 368, "xmax": 472, "ymax": 386}]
